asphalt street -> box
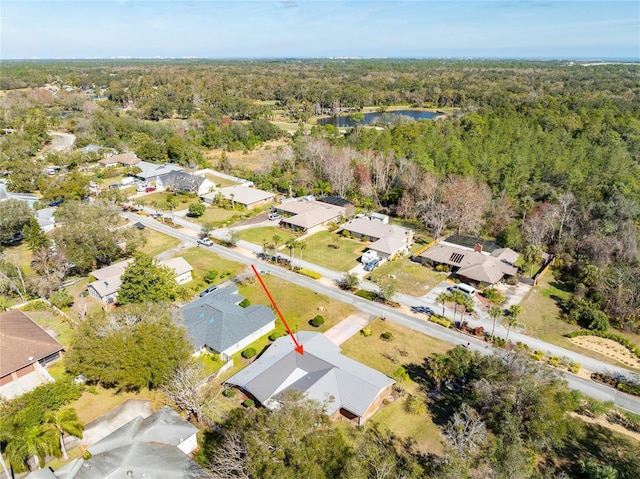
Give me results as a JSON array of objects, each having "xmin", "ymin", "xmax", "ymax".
[{"xmin": 123, "ymin": 210, "xmax": 640, "ymax": 414}]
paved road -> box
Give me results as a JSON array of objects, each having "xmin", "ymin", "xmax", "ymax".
[{"xmin": 123, "ymin": 211, "xmax": 640, "ymax": 414}]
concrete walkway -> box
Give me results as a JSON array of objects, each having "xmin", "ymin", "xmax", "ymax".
[{"xmin": 324, "ymin": 312, "xmax": 374, "ymax": 345}]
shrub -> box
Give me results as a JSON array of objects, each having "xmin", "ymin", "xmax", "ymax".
[
  {"xmin": 187, "ymin": 203, "xmax": 206, "ymax": 217},
  {"xmin": 242, "ymin": 399, "xmax": 255, "ymax": 408},
  {"xmin": 380, "ymin": 332, "xmax": 394, "ymax": 341},
  {"xmin": 298, "ymin": 268, "xmax": 321, "ymax": 279},
  {"xmin": 268, "ymin": 331, "xmax": 283, "ymax": 341},
  {"xmin": 49, "ymin": 289, "xmax": 74, "ymax": 310},
  {"xmin": 429, "ymin": 315, "xmax": 452, "ymax": 328},
  {"xmin": 310, "ymin": 315, "xmax": 325, "ymax": 327},
  {"xmin": 617, "ymin": 381, "xmax": 640, "ymax": 397},
  {"xmin": 405, "ymin": 395, "xmax": 427, "ymax": 415},
  {"xmin": 242, "ymin": 348, "xmax": 257, "ymax": 359},
  {"xmin": 238, "ymin": 298, "xmax": 250, "ymax": 308},
  {"xmin": 360, "ymin": 327, "xmax": 372, "ymax": 337},
  {"xmin": 532, "ymin": 350, "xmax": 544, "ymax": 361},
  {"xmin": 566, "ymin": 330, "xmax": 640, "ymax": 359},
  {"xmin": 204, "ymin": 270, "xmax": 219, "ymax": 284},
  {"xmin": 355, "ymin": 290, "xmax": 377, "ymax": 301},
  {"xmin": 223, "ymin": 388, "xmax": 236, "ymax": 398},
  {"xmin": 20, "ymin": 299, "xmax": 50, "ymax": 312},
  {"xmin": 569, "ymin": 362, "xmax": 581, "ymax": 374},
  {"xmin": 548, "ymin": 356, "xmax": 560, "ymax": 367}
]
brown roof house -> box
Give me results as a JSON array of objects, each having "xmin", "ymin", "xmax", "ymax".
[
  {"xmin": 341, "ymin": 216, "xmax": 414, "ymax": 261},
  {"xmin": 98, "ymin": 152, "xmax": 140, "ymax": 167},
  {"xmin": 87, "ymin": 257, "xmax": 193, "ymax": 304},
  {"xmin": 418, "ymin": 241, "xmax": 518, "ymax": 286},
  {"xmin": 0, "ymin": 309, "xmax": 64, "ymax": 399},
  {"xmin": 274, "ymin": 197, "xmax": 346, "ymax": 234},
  {"xmin": 226, "ymin": 332, "xmax": 394, "ymax": 426}
]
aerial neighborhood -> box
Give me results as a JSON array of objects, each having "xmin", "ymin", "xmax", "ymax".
[{"xmin": 1, "ymin": 56, "xmax": 639, "ymax": 479}]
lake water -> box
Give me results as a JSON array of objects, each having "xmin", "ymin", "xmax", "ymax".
[{"xmin": 316, "ymin": 109, "xmax": 442, "ymax": 127}]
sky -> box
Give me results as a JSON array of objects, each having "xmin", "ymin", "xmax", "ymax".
[{"xmin": 1, "ymin": 0, "xmax": 639, "ymax": 60}]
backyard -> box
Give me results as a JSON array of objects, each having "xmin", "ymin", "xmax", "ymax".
[{"xmin": 340, "ymin": 318, "xmax": 452, "ymax": 455}]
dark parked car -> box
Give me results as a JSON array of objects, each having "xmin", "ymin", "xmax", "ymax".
[
  {"xmin": 411, "ymin": 305, "xmax": 435, "ymax": 316},
  {"xmin": 363, "ymin": 258, "xmax": 380, "ymax": 272},
  {"xmin": 199, "ymin": 285, "xmax": 218, "ymax": 297}
]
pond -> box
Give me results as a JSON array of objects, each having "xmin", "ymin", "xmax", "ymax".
[{"xmin": 316, "ymin": 109, "xmax": 443, "ymax": 127}]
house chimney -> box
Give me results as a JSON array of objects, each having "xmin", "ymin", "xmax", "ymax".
[{"xmin": 474, "ymin": 243, "xmax": 483, "ymax": 253}]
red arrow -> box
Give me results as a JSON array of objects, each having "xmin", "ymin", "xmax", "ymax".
[{"xmin": 251, "ymin": 264, "xmax": 304, "ymax": 355}]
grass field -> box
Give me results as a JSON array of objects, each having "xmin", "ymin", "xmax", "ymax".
[
  {"xmin": 204, "ymin": 173, "xmax": 239, "ymax": 188},
  {"xmin": 171, "ymin": 246, "xmax": 247, "ymax": 291},
  {"xmin": 188, "ymin": 206, "xmax": 245, "ymax": 227},
  {"xmin": 236, "ymin": 226, "xmax": 298, "ymax": 249},
  {"xmin": 369, "ymin": 255, "xmax": 446, "ymax": 296},
  {"xmin": 341, "ymin": 318, "xmax": 452, "ymax": 454},
  {"xmin": 300, "ymin": 230, "xmax": 366, "ymax": 272},
  {"xmin": 142, "ymin": 191, "xmax": 200, "ymax": 210},
  {"xmin": 27, "ymin": 310, "xmax": 77, "ymax": 347},
  {"xmin": 141, "ymin": 228, "xmax": 182, "ymax": 257}
]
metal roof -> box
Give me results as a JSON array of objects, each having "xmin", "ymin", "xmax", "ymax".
[{"xmin": 226, "ymin": 332, "xmax": 394, "ymax": 418}]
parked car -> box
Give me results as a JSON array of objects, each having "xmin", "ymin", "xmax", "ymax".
[
  {"xmin": 197, "ymin": 237, "xmax": 214, "ymax": 246},
  {"xmin": 411, "ymin": 305, "xmax": 435, "ymax": 316},
  {"xmin": 145, "ymin": 186, "xmax": 157, "ymax": 192},
  {"xmin": 268, "ymin": 212, "xmax": 282, "ymax": 221},
  {"xmin": 363, "ymin": 258, "xmax": 380, "ymax": 272},
  {"xmin": 48, "ymin": 199, "xmax": 64, "ymax": 207},
  {"xmin": 199, "ymin": 285, "xmax": 218, "ymax": 297}
]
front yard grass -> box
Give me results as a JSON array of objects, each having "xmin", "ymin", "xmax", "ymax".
[
  {"xmin": 236, "ymin": 226, "xmax": 298, "ymax": 249},
  {"xmin": 341, "ymin": 318, "xmax": 451, "ymax": 455},
  {"xmin": 171, "ymin": 247, "xmax": 247, "ymax": 292},
  {"xmin": 302, "ymin": 230, "xmax": 366, "ymax": 271},
  {"xmin": 188, "ymin": 206, "xmax": 246, "ymax": 227},
  {"xmin": 368, "ymin": 256, "xmax": 446, "ymax": 297},
  {"xmin": 141, "ymin": 228, "xmax": 182, "ymax": 257}
]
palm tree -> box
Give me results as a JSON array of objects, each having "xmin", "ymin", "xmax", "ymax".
[
  {"xmin": 285, "ymin": 238, "xmax": 297, "ymax": 268},
  {"xmin": 488, "ymin": 305, "xmax": 503, "ymax": 339},
  {"xmin": 43, "ymin": 408, "xmax": 84, "ymax": 460},
  {"xmin": 436, "ymin": 291, "xmax": 450, "ymax": 316},
  {"xmin": 272, "ymin": 234, "xmax": 281, "ymax": 255},
  {"xmin": 298, "ymin": 240, "xmax": 307, "ymax": 268},
  {"xmin": 6, "ymin": 424, "xmax": 58, "ymax": 472},
  {"xmin": 0, "ymin": 420, "xmax": 15, "ymax": 479},
  {"xmin": 505, "ymin": 305, "xmax": 522, "ymax": 342},
  {"xmin": 449, "ymin": 290, "xmax": 466, "ymax": 326}
]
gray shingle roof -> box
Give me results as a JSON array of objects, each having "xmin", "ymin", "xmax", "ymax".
[
  {"xmin": 159, "ymin": 171, "xmax": 205, "ymax": 193},
  {"xmin": 180, "ymin": 285, "xmax": 275, "ymax": 353},
  {"xmin": 216, "ymin": 185, "xmax": 275, "ymax": 205},
  {"xmin": 226, "ymin": 332, "xmax": 394, "ymax": 418}
]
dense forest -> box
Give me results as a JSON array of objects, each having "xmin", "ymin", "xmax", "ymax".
[{"xmin": 1, "ymin": 59, "xmax": 639, "ymax": 334}]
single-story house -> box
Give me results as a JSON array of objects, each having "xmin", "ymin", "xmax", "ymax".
[
  {"xmin": 418, "ymin": 241, "xmax": 519, "ymax": 286},
  {"xmin": 82, "ymin": 144, "xmax": 117, "ymax": 158},
  {"xmin": 0, "ymin": 309, "xmax": 63, "ymax": 398},
  {"xmin": 157, "ymin": 170, "xmax": 216, "ymax": 196},
  {"xmin": 342, "ymin": 216, "xmax": 414, "ymax": 261},
  {"xmin": 274, "ymin": 198, "xmax": 346, "ymax": 234},
  {"xmin": 98, "ymin": 152, "xmax": 140, "ymax": 167},
  {"xmin": 318, "ymin": 196, "xmax": 355, "ymax": 217},
  {"xmin": 87, "ymin": 257, "xmax": 193, "ymax": 303},
  {"xmin": 225, "ymin": 331, "xmax": 395, "ymax": 425},
  {"xmin": 27, "ymin": 406, "xmax": 208, "ymax": 479},
  {"xmin": 202, "ymin": 184, "xmax": 275, "ymax": 209},
  {"xmin": 135, "ymin": 161, "xmax": 184, "ymax": 184},
  {"xmin": 180, "ymin": 285, "xmax": 275, "ymax": 359}
]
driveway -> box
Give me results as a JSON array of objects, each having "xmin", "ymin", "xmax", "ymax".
[{"xmin": 324, "ymin": 312, "xmax": 374, "ymax": 345}]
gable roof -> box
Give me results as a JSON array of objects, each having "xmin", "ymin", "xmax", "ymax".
[
  {"xmin": 0, "ymin": 309, "xmax": 64, "ymax": 378},
  {"xmin": 161, "ymin": 257, "xmax": 193, "ymax": 277},
  {"xmin": 160, "ymin": 170, "xmax": 206, "ymax": 193},
  {"xmin": 32, "ymin": 407, "xmax": 208, "ymax": 479},
  {"xmin": 277, "ymin": 200, "xmax": 345, "ymax": 230},
  {"xmin": 136, "ymin": 161, "xmax": 184, "ymax": 180},
  {"xmin": 343, "ymin": 217, "xmax": 412, "ymax": 255},
  {"xmin": 215, "ymin": 185, "xmax": 275, "ymax": 205},
  {"xmin": 419, "ymin": 242, "xmax": 518, "ymax": 284},
  {"xmin": 180, "ymin": 285, "xmax": 275, "ymax": 353},
  {"xmin": 226, "ymin": 332, "xmax": 394, "ymax": 418},
  {"xmin": 98, "ymin": 152, "xmax": 139, "ymax": 166}
]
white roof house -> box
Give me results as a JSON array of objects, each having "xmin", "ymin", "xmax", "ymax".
[
  {"xmin": 274, "ymin": 199, "xmax": 346, "ymax": 233},
  {"xmin": 202, "ymin": 184, "xmax": 275, "ymax": 209},
  {"xmin": 226, "ymin": 332, "xmax": 394, "ymax": 425},
  {"xmin": 135, "ymin": 161, "xmax": 184, "ymax": 183},
  {"xmin": 342, "ymin": 217, "xmax": 414, "ymax": 260},
  {"xmin": 87, "ymin": 257, "xmax": 193, "ymax": 303}
]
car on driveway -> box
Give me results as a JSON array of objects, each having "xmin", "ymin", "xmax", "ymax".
[
  {"xmin": 363, "ymin": 258, "xmax": 380, "ymax": 272},
  {"xmin": 199, "ymin": 285, "xmax": 218, "ymax": 297},
  {"xmin": 411, "ymin": 305, "xmax": 435, "ymax": 316},
  {"xmin": 268, "ymin": 212, "xmax": 282, "ymax": 221},
  {"xmin": 145, "ymin": 186, "xmax": 157, "ymax": 193},
  {"xmin": 197, "ymin": 237, "xmax": 214, "ymax": 246}
]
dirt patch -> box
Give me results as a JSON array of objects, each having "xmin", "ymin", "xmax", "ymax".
[
  {"xmin": 569, "ymin": 336, "xmax": 640, "ymax": 369},
  {"xmin": 570, "ymin": 412, "xmax": 640, "ymax": 444}
]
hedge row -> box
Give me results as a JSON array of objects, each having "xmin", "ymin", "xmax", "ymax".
[
  {"xmin": 429, "ymin": 315, "xmax": 452, "ymax": 328},
  {"xmin": 565, "ymin": 330, "xmax": 640, "ymax": 359},
  {"xmin": 298, "ymin": 268, "xmax": 321, "ymax": 279}
]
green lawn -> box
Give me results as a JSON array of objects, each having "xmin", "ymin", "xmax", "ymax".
[
  {"xmin": 142, "ymin": 191, "xmax": 200, "ymax": 210},
  {"xmin": 26, "ymin": 310, "xmax": 77, "ymax": 348},
  {"xmin": 302, "ymin": 230, "xmax": 366, "ymax": 272},
  {"xmin": 341, "ymin": 318, "xmax": 451, "ymax": 454},
  {"xmin": 368, "ymin": 256, "xmax": 447, "ymax": 296},
  {"xmin": 171, "ymin": 247, "xmax": 247, "ymax": 293},
  {"xmin": 190, "ymin": 207, "xmax": 247, "ymax": 227},
  {"xmin": 236, "ymin": 226, "xmax": 298, "ymax": 249},
  {"xmin": 141, "ymin": 228, "xmax": 182, "ymax": 257},
  {"xmin": 205, "ymin": 173, "xmax": 239, "ymax": 188}
]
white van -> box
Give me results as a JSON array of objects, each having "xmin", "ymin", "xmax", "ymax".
[
  {"xmin": 448, "ymin": 283, "xmax": 477, "ymax": 297},
  {"xmin": 120, "ymin": 176, "xmax": 135, "ymax": 186}
]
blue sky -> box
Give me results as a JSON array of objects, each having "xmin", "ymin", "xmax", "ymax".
[{"xmin": 1, "ymin": 1, "xmax": 638, "ymax": 60}]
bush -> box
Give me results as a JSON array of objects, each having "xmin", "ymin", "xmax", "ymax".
[
  {"xmin": 242, "ymin": 399, "xmax": 255, "ymax": 408},
  {"xmin": 360, "ymin": 327, "xmax": 372, "ymax": 337},
  {"xmin": 355, "ymin": 290, "xmax": 377, "ymax": 301},
  {"xmin": 380, "ymin": 332, "xmax": 394, "ymax": 341},
  {"xmin": 49, "ymin": 289, "xmax": 74, "ymax": 310},
  {"xmin": 268, "ymin": 331, "xmax": 283, "ymax": 341},
  {"xmin": 187, "ymin": 203, "xmax": 206, "ymax": 217},
  {"xmin": 298, "ymin": 268, "xmax": 321, "ymax": 279},
  {"xmin": 238, "ymin": 298, "xmax": 251, "ymax": 308},
  {"xmin": 569, "ymin": 362, "xmax": 581, "ymax": 374},
  {"xmin": 309, "ymin": 315, "xmax": 325, "ymax": 327},
  {"xmin": 20, "ymin": 299, "xmax": 51, "ymax": 312},
  {"xmin": 532, "ymin": 350, "xmax": 544, "ymax": 361},
  {"xmin": 405, "ymin": 395, "xmax": 427, "ymax": 415},
  {"xmin": 204, "ymin": 270, "xmax": 219, "ymax": 284},
  {"xmin": 242, "ymin": 348, "xmax": 257, "ymax": 359},
  {"xmin": 223, "ymin": 388, "xmax": 236, "ymax": 398},
  {"xmin": 429, "ymin": 315, "xmax": 452, "ymax": 328},
  {"xmin": 548, "ymin": 356, "xmax": 560, "ymax": 367}
]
